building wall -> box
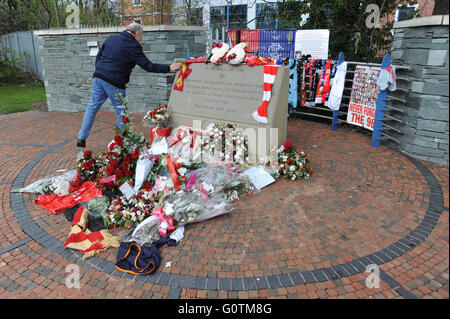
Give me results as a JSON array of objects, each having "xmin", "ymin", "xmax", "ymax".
[
  {"xmin": 35, "ymin": 26, "xmax": 207, "ymax": 114},
  {"xmin": 121, "ymin": 0, "xmax": 172, "ymax": 25},
  {"xmin": 388, "ymin": 15, "xmax": 449, "ymax": 164}
]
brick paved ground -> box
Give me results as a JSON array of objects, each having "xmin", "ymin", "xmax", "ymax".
[{"xmin": 0, "ymin": 110, "xmax": 448, "ymax": 299}]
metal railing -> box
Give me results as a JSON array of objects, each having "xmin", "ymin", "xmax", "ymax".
[{"xmin": 289, "ymin": 54, "xmax": 411, "ymax": 150}]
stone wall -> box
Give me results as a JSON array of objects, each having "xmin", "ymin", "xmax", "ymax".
[
  {"xmin": 35, "ymin": 25, "xmax": 207, "ymax": 114},
  {"xmin": 389, "ymin": 15, "xmax": 449, "ymax": 165}
]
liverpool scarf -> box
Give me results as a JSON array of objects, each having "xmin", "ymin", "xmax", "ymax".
[
  {"xmin": 252, "ymin": 65, "xmax": 278, "ymax": 124},
  {"xmin": 64, "ymin": 206, "xmax": 120, "ymax": 260}
]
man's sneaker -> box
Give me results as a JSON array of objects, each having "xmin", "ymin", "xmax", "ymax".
[{"xmin": 76, "ymin": 139, "xmax": 86, "ymax": 148}]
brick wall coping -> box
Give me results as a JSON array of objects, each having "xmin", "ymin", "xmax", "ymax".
[
  {"xmin": 394, "ymin": 14, "xmax": 449, "ymax": 29},
  {"xmin": 33, "ymin": 24, "xmax": 207, "ymax": 36}
]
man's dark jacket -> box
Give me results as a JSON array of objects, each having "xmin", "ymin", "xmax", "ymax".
[{"xmin": 93, "ymin": 30, "xmax": 170, "ymax": 89}]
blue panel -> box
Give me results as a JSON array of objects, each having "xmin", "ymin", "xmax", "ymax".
[{"xmin": 258, "ymin": 29, "xmax": 296, "ymax": 58}]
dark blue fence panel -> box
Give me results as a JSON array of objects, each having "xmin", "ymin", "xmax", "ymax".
[{"xmin": 258, "ymin": 29, "xmax": 296, "ymax": 59}]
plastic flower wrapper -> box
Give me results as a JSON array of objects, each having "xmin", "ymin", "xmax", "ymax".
[
  {"xmin": 133, "ymin": 146, "xmax": 157, "ymax": 192},
  {"xmin": 163, "ymin": 189, "xmax": 234, "ymax": 225},
  {"xmin": 125, "ymin": 214, "xmax": 162, "ymax": 246},
  {"xmin": 12, "ymin": 169, "xmax": 78, "ymax": 196},
  {"xmin": 222, "ymin": 174, "xmax": 259, "ymax": 201},
  {"xmin": 195, "ymin": 163, "xmax": 244, "ymax": 195}
]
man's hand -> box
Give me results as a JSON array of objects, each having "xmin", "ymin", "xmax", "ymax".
[{"xmin": 170, "ymin": 62, "xmax": 182, "ymax": 72}]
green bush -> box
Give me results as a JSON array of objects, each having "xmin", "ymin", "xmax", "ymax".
[
  {"xmin": 0, "ymin": 41, "xmax": 24, "ymax": 83},
  {"xmin": 0, "ymin": 40, "xmax": 40, "ymax": 84}
]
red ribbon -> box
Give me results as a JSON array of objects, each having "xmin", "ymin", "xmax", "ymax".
[
  {"xmin": 185, "ymin": 56, "xmax": 207, "ymax": 64},
  {"xmin": 166, "ymin": 155, "xmax": 181, "ymax": 191},
  {"xmin": 150, "ymin": 127, "xmax": 172, "ymax": 143},
  {"xmin": 100, "ymin": 175, "xmax": 116, "ymax": 184},
  {"xmin": 151, "ymin": 208, "xmax": 175, "ymax": 236}
]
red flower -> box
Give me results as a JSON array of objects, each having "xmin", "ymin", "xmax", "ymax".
[
  {"xmin": 83, "ymin": 161, "xmax": 93, "ymax": 170},
  {"xmin": 113, "ymin": 152, "xmax": 121, "ymax": 158},
  {"xmin": 121, "ymin": 116, "xmax": 129, "ymax": 124},
  {"xmin": 109, "ymin": 159, "xmax": 119, "ymax": 167},
  {"xmin": 114, "ymin": 135, "xmax": 123, "ymax": 145},
  {"xmin": 106, "ymin": 165, "xmax": 115, "ymax": 175},
  {"xmin": 83, "ymin": 150, "xmax": 92, "ymax": 158},
  {"xmin": 123, "ymin": 155, "xmax": 132, "ymax": 164},
  {"xmin": 131, "ymin": 148, "xmax": 140, "ymax": 159},
  {"xmin": 125, "ymin": 169, "xmax": 133, "ymax": 177},
  {"xmin": 286, "ymin": 159, "xmax": 291, "ymax": 164},
  {"xmin": 116, "ymin": 170, "xmax": 124, "ymax": 179},
  {"xmin": 283, "ymin": 140, "xmax": 293, "ymax": 151},
  {"xmin": 144, "ymin": 182, "xmax": 152, "ymax": 190},
  {"xmin": 109, "ymin": 143, "xmax": 116, "ymax": 151},
  {"xmin": 174, "ymin": 162, "xmax": 182, "ymax": 170}
]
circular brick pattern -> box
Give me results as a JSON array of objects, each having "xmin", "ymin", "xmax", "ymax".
[{"xmin": 10, "ymin": 115, "xmax": 444, "ymax": 291}]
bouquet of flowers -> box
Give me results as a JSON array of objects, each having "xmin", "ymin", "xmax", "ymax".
[
  {"xmin": 163, "ymin": 189, "xmax": 234, "ymax": 225},
  {"xmin": 272, "ymin": 140, "xmax": 312, "ymax": 180},
  {"xmin": 142, "ymin": 104, "xmax": 171, "ymax": 128},
  {"xmin": 12, "ymin": 169, "xmax": 78, "ymax": 196},
  {"xmin": 168, "ymin": 126, "xmax": 203, "ymax": 164},
  {"xmin": 103, "ymin": 188, "xmax": 165, "ymax": 230},
  {"xmin": 133, "ymin": 146, "xmax": 157, "ymax": 192},
  {"xmin": 222, "ymin": 174, "xmax": 257, "ymax": 201},
  {"xmin": 201, "ymin": 122, "xmax": 249, "ymax": 165},
  {"xmin": 97, "ymin": 93, "xmax": 147, "ymax": 191},
  {"xmin": 87, "ymin": 195, "xmax": 111, "ymax": 219},
  {"xmin": 77, "ymin": 150, "xmax": 102, "ymax": 183},
  {"xmin": 195, "ymin": 163, "xmax": 244, "ymax": 195}
]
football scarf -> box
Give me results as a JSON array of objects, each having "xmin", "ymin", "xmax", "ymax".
[
  {"xmin": 173, "ymin": 63, "xmax": 192, "ymax": 91},
  {"xmin": 64, "ymin": 206, "xmax": 120, "ymax": 260},
  {"xmin": 252, "ymin": 65, "xmax": 278, "ymax": 124}
]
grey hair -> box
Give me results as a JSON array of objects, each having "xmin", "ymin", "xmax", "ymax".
[{"xmin": 126, "ymin": 22, "xmax": 144, "ymax": 35}]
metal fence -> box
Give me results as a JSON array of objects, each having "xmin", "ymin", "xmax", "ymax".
[
  {"xmin": 227, "ymin": 29, "xmax": 296, "ymax": 59},
  {"xmin": 0, "ymin": 31, "xmax": 43, "ymax": 80},
  {"xmin": 289, "ymin": 57, "xmax": 410, "ymax": 150}
]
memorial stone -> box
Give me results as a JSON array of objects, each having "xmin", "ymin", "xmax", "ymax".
[{"xmin": 168, "ymin": 63, "xmax": 289, "ymax": 162}]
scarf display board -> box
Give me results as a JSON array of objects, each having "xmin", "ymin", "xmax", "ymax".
[{"xmin": 291, "ymin": 56, "xmax": 338, "ymax": 109}]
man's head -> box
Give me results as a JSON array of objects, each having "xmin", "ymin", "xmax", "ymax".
[{"xmin": 126, "ymin": 23, "xmax": 144, "ymax": 43}]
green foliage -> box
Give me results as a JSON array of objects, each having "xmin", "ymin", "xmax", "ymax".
[
  {"xmin": 274, "ymin": 0, "xmax": 417, "ymax": 63},
  {"xmin": 0, "ymin": 42, "xmax": 24, "ymax": 83},
  {"xmin": 0, "ymin": 0, "xmax": 121, "ymax": 35}
]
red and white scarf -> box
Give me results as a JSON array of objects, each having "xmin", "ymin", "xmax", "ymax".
[{"xmin": 252, "ymin": 65, "xmax": 278, "ymax": 124}]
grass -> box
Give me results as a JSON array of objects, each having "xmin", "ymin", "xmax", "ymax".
[{"xmin": 0, "ymin": 83, "xmax": 46, "ymax": 114}]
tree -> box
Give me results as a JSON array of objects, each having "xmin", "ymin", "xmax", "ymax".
[
  {"xmin": 433, "ymin": 0, "xmax": 449, "ymax": 15},
  {"xmin": 0, "ymin": 0, "xmax": 121, "ymax": 35},
  {"xmin": 274, "ymin": 0, "xmax": 416, "ymax": 62}
]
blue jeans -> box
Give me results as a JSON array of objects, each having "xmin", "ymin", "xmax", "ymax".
[{"xmin": 78, "ymin": 77, "xmax": 126, "ymax": 140}]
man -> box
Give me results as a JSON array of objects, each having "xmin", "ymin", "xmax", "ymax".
[{"xmin": 77, "ymin": 23, "xmax": 181, "ymax": 148}]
